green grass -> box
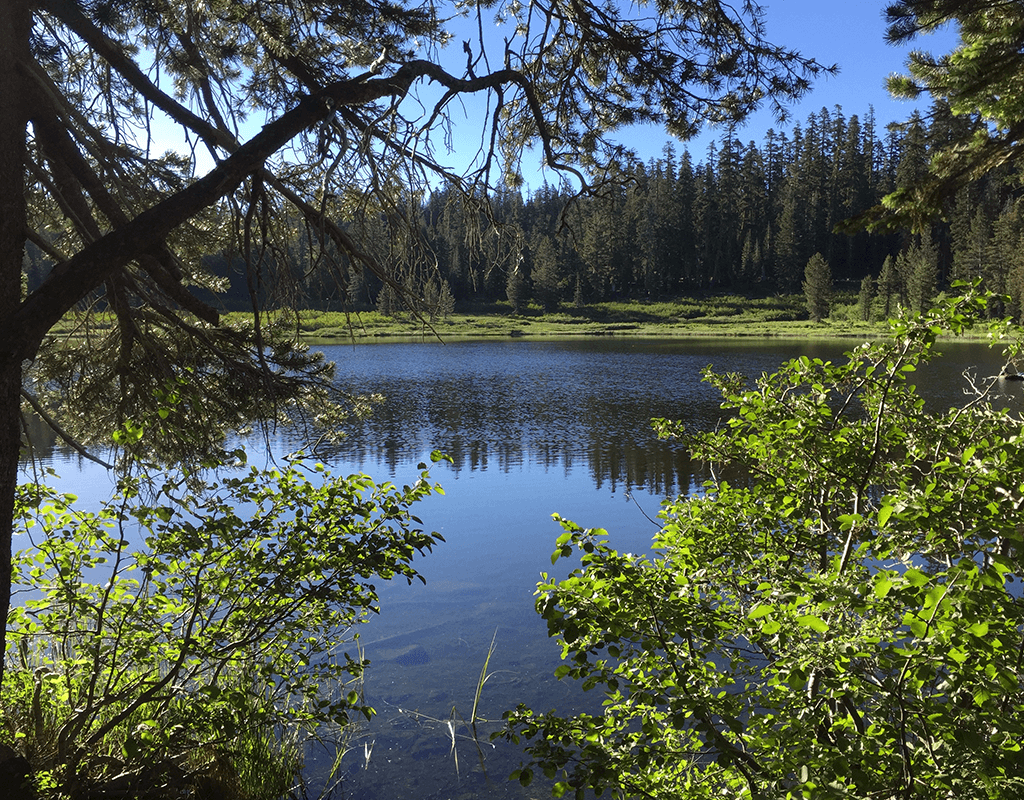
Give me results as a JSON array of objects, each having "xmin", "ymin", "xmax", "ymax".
[
  {"xmin": 47, "ymin": 294, "xmax": 896, "ymax": 343},
  {"xmin": 284, "ymin": 294, "xmax": 888, "ymax": 341}
]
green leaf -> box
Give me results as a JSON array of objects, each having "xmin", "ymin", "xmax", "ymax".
[
  {"xmin": 748, "ymin": 603, "xmax": 774, "ymax": 619},
  {"xmin": 796, "ymin": 615, "xmax": 829, "ymax": 634},
  {"xmin": 877, "ymin": 503, "xmax": 894, "ymax": 528}
]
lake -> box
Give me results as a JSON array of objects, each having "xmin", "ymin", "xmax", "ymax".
[{"xmin": 23, "ymin": 335, "xmax": 1019, "ymax": 799}]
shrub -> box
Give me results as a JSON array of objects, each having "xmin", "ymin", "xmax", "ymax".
[
  {"xmin": 4, "ymin": 453, "xmax": 446, "ymax": 798},
  {"xmin": 505, "ymin": 292, "xmax": 1024, "ymax": 798}
]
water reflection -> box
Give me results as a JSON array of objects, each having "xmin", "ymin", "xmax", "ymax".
[
  {"xmin": 29, "ymin": 337, "xmax": 1013, "ymax": 497},
  {"xmin": 310, "ymin": 339, "xmax": 842, "ymax": 495},
  {"xmin": 301, "ymin": 337, "xmax": 1019, "ymax": 499}
]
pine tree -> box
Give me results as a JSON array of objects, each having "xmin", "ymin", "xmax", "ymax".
[
  {"xmin": 858, "ymin": 274, "xmax": 875, "ymax": 321},
  {"xmin": 953, "ymin": 209, "xmax": 991, "ymax": 285},
  {"xmin": 715, "ymin": 132, "xmax": 743, "ymax": 284},
  {"xmin": 437, "ymin": 279, "xmax": 456, "ymax": 319},
  {"xmin": 803, "ymin": 252, "xmax": 832, "ymax": 322},
  {"xmin": 883, "ymin": 0, "xmax": 1024, "ymax": 225},
  {"xmin": 530, "ymin": 233, "xmax": 563, "ymax": 312},
  {"xmin": 904, "ymin": 234, "xmax": 939, "ymax": 315},
  {"xmin": 894, "ymin": 111, "xmax": 930, "ymax": 194},
  {"xmin": 775, "ymin": 179, "xmax": 805, "ymax": 289},
  {"xmin": 987, "ymin": 201, "xmax": 1024, "ymax": 317},
  {"xmin": 738, "ymin": 142, "xmax": 770, "ymax": 284},
  {"xmin": 693, "ymin": 146, "xmax": 721, "ymax": 287},
  {"xmin": 833, "ymin": 113, "xmax": 873, "ymax": 279},
  {"xmin": 506, "ymin": 260, "xmax": 529, "ymax": 314},
  {"xmin": 876, "ymin": 254, "xmax": 903, "ymax": 320}
]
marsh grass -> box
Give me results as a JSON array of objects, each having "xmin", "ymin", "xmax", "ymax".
[
  {"xmin": 285, "ymin": 294, "xmax": 884, "ymax": 340},
  {"xmin": 49, "ymin": 294, "xmax": 892, "ymax": 342}
]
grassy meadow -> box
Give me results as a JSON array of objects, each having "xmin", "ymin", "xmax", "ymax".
[
  {"xmin": 47, "ymin": 291, "xmax": 908, "ymax": 343},
  {"xmin": 237, "ymin": 292, "xmax": 888, "ymax": 343}
]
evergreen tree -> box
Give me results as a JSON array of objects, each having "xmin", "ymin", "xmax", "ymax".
[
  {"xmin": 693, "ymin": 146, "xmax": 721, "ymax": 287},
  {"xmin": 675, "ymin": 150, "xmax": 700, "ymax": 287},
  {"xmin": 884, "ymin": 0, "xmax": 1024, "ymax": 225},
  {"xmin": 579, "ymin": 184, "xmax": 630, "ymax": 299},
  {"xmin": 953, "ymin": 209, "xmax": 991, "ymax": 285},
  {"xmin": 894, "ymin": 111, "xmax": 930, "ymax": 194},
  {"xmin": 775, "ymin": 178, "xmax": 806, "ymax": 289},
  {"xmin": 530, "ymin": 233, "xmax": 564, "ymax": 311},
  {"xmin": 437, "ymin": 279, "xmax": 456, "ymax": 319},
  {"xmin": 737, "ymin": 142, "xmax": 770, "ymax": 284},
  {"xmin": 832, "ymin": 113, "xmax": 873, "ymax": 280},
  {"xmin": 987, "ymin": 201, "xmax": 1024, "ymax": 317},
  {"xmin": 1005, "ymin": 211, "xmax": 1024, "ymax": 322},
  {"xmin": 903, "ymin": 234, "xmax": 939, "ymax": 315},
  {"xmin": 858, "ymin": 273, "xmax": 875, "ymax": 321},
  {"xmin": 761, "ymin": 128, "xmax": 789, "ymax": 281},
  {"xmin": 803, "ymin": 252, "xmax": 832, "ymax": 322},
  {"xmin": 715, "ymin": 132, "xmax": 744, "ymax": 284},
  {"xmin": 876, "ymin": 254, "xmax": 903, "ymax": 320},
  {"xmin": 802, "ymin": 111, "xmax": 832, "ymax": 264},
  {"xmin": 506, "ymin": 259, "xmax": 529, "ymax": 314}
]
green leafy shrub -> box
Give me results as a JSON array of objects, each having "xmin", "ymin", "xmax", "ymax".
[
  {"xmin": 3, "ymin": 454, "xmax": 446, "ymax": 799},
  {"xmin": 505, "ymin": 292, "xmax": 1024, "ymax": 798}
]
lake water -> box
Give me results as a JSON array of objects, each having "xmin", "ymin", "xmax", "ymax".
[{"xmin": 22, "ymin": 336, "xmax": 1019, "ymax": 800}]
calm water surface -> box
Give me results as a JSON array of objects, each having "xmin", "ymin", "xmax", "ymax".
[{"xmin": 27, "ymin": 337, "xmax": 1018, "ymax": 800}]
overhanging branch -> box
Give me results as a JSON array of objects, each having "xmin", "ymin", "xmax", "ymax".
[{"xmin": 20, "ymin": 388, "xmax": 115, "ymax": 469}]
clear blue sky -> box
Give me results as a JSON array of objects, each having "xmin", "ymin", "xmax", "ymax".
[{"xmin": 621, "ymin": 0, "xmax": 961, "ymax": 165}]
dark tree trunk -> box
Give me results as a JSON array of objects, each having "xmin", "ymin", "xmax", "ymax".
[{"xmin": 0, "ymin": 0, "xmax": 31, "ymax": 690}]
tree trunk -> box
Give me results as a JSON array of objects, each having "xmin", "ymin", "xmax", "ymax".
[{"xmin": 0, "ymin": 0, "xmax": 31, "ymax": 691}]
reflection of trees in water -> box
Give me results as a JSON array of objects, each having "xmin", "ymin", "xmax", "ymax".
[
  {"xmin": 25, "ymin": 340, "xmax": 1012, "ymax": 503},
  {"xmin": 21, "ymin": 414, "xmax": 60, "ymax": 462},
  {"xmin": 318, "ymin": 374, "xmax": 721, "ymax": 496},
  {"xmin": 587, "ymin": 437, "xmax": 705, "ymax": 498},
  {"xmin": 19, "ymin": 414, "xmax": 94, "ymax": 475}
]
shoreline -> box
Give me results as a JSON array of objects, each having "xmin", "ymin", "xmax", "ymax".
[{"xmin": 50, "ymin": 293, "xmax": 1005, "ymax": 344}]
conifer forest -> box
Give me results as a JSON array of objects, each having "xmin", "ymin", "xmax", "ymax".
[{"xmin": 55, "ymin": 99, "xmax": 1018, "ymax": 321}]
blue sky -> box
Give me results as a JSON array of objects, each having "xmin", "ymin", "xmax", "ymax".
[
  {"xmin": 627, "ymin": 0, "xmax": 962, "ymax": 163},
  {"xmin": 432, "ymin": 0, "xmax": 964, "ymax": 186}
]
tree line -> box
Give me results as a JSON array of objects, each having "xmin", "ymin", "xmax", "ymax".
[
  {"xmin": 25, "ymin": 100, "xmax": 1024, "ymax": 323},
  {"xmin": 219, "ymin": 99, "xmax": 1022, "ymax": 320}
]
